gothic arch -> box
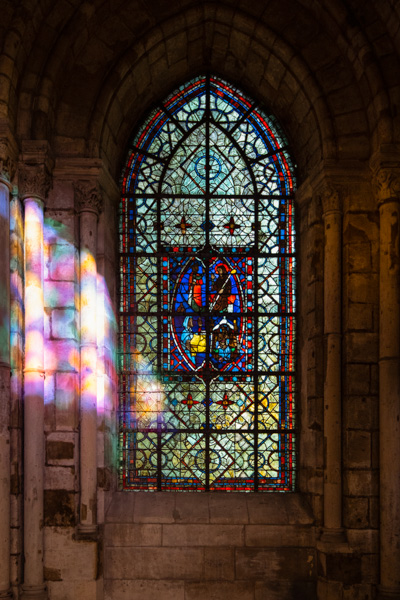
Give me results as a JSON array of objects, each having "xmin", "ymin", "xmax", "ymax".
[{"xmin": 1, "ymin": 1, "xmax": 396, "ymax": 172}]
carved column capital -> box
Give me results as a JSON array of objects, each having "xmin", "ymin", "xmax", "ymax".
[
  {"xmin": 373, "ymin": 169, "xmax": 400, "ymax": 205},
  {"xmin": 73, "ymin": 180, "xmax": 103, "ymax": 215},
  {"xmin": 320, "ymin": 184, "xmax": 342, "ymax": 216},
  {"xmin": 19, "ymin": 165, "xmax": 51, "ymax": 202},
  {"xmin": 0, "ymin": 140, "xmax": 16, "ymax": 187}
]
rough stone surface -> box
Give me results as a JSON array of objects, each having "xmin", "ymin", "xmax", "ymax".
[
  {"xmin": 103, "ymin": 493, "xmax": 319, "ymax": 597},
  {"xmin": 104, "ymin": 580, "xmax": 185, "ymax": 600},
  {"xmin": 104, "ymin": 546, "xmax": 204, "ymax": 580},
  {"xmin": 44, "ymin": 490, "xmax": 75, "ymax": 527}
]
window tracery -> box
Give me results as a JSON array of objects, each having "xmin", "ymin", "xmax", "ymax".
[{"xmin": 119, "ymin": 75, "xmax": 296, "ymax": 491}]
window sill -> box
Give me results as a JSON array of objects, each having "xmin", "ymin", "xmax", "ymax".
[{"xmin": 105, "ymin": 491, "xmax": 314, "ymax": 527}]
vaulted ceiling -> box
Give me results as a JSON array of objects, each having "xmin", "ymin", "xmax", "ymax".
[{"xmin": 1, "ymin": 0, "xmax": 399, "ymax": 179}]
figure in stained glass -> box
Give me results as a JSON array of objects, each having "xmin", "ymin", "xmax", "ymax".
[
  {"xmin": 188, "ymin": 262, "xmax": 204, "ymax": 312},
  {"xmin": 210, "ymin": 264, "xmax": 235, "ymax": 312},
  {"xmin": 181, "ymin": 316, "xmax": 206, "ymax": 364},
  {"xmin": 211, "ymin": 317, "xmax": 239, "ymax": 366}
]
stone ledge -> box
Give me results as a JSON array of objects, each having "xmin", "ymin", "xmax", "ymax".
[
  {"xmin": 104, "ymin": 578, "xmax": 318, "ymax": 600},
  {"xmin": 105, "ymin": 491, "xmax": 315, "ymax": 526}
]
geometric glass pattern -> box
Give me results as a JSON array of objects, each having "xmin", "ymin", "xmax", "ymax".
[{"xmin": 119, "ymin": 75, "xmax": 296, "ymax": 491}]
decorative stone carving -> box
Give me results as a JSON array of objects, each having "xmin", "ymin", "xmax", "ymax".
[
  {"xmin": 19, "ymin": 165, "xmax": 51, "ymax": 201},
  {"xmin": 73, "ymin": 180, "xmax": 103, "ymax": 215},
  {"xmin": 0, "ymin": 140, "xmax": 16, "ymax": 184},
  {"xmin": 320, "ymin": 184, "xmax": 341, "ymax": 215},
  {"xmin": 374, "ymin": 169, "xmax": 400, "ymax": 203}
]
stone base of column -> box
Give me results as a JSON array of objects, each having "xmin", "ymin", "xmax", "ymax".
[
  {"xmin": 378, "ymin": 586, "xmax": 400, "ymax": 600},
  {"xmin": 319, "ymin": 527, "xmax": 347, "ymax": 547},
  {"xmin": 76, "ymin": 522, "xmax": 98, "ymax": 541},
  {"xmin": 0, "ymin": 587, "xmax": 13, "ymax": 599},
  {"xmin": 20, "ymin": 584, "xmax": 48, "ymax": 600}
]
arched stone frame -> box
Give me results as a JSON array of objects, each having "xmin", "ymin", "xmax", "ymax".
[
  {"xmin": 96, "ymin": 63, "xmax": 329, "ymax": 590},
  {"xmin": 91, "ymin": 27, "xmax": 345, "ymax": 517},
  {"xmin": 98, "ymin": 60, "xmax": 341, "ymax": 576}
]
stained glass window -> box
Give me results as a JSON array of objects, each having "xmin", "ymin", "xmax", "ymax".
[{"xmin": 119, "ymin": 75, "xmax": 296, "ymax": 491}]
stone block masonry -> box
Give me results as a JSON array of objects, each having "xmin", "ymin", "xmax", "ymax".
[{"xmin": 104, "ymin": 492, "xmax": 317, "ymax": 600}]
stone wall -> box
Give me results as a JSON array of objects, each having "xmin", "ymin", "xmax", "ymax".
[
  {"xmin": 342, "ymin": 185, "xmax": 380, "ymax": 588},
  {"xmin": 104, "ymin": 493, "xmax": 316, "ymax": 600},
  {"xmin": 42, "ymin": 180, "xmax": 97, "ymax": 597}
]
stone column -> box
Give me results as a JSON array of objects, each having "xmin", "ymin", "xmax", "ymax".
[
  {"xmin": 74, "ymin": 181, "xmax": 102, "ymax": 538},
  {"xmin": 20, "ymin": 165, "xmax": 50, "ymax": 600},
  {"xmin": 9, "ymin": 187, "xmax": 24, "ymax": 592},
  {"xmin": 375, "ymin": 170, "xmax": 400, "ymax": 600},
  {"xmin": 321, "ymin": 186, "xmax": 344, "ymax": 540},
  {"xmin": 0, "ymin": 157, "xmax": 13, "ymax": 599}
]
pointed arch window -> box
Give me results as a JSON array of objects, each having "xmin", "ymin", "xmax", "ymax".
[{"xmin": 119, "ymin": 75, "xmax": 296, "ymax": 491}]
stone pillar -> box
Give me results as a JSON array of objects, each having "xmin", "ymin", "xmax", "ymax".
[
  {"xmin": 321, "ymin": 186, "xmax": 344, "ymax": 540},
  {"xmin": 20, "ymin": 165, "xmax": 50, "ymax": 600},
  {"xmin": 74, "ymin": 181, "xmax": 102, "ymax": 538},
  {"xmin": 0, "ymin": 159, "xmax": 13, "ymax": 599},
  {"xmin": 375, "ymin": 169, "xmax": 400, "ymax": 600},
  {"xmin": 9, "ymin": 188, "xmax": 24, "ymax": 592}
]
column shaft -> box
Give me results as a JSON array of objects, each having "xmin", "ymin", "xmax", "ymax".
[
  {"xmin": 0, "ymin": 181, "xmax": 11, "ymax": 598},
  {"xmin": 22, "ymin": 196, "xmax": 46, "ymax": 599},
  {"xmin": 79, "ymin": 209, "xmax": 98, "ymax": 534},
  {"xmin": 323, "ymin": 209, "xmax": 343, "ymax": 534},
  {"xmin": 379, "ymin": 198, "xmax": 400, "ymax": 596},
  {"xmin": 10, "ymin": 192, "xmax": 23, "ymax": 593}
]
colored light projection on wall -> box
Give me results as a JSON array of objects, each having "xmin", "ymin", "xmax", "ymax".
[
  {"xmin": 41, "ymin": 215, "xmax": 117, "ymax": 427},
  {"xmin": 10, "ymin": 193, "xmax": 24, "ymax": 404},
  {"xmin": 119, "ymin": 75, "xmax": 296, "ymax": 491}
]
